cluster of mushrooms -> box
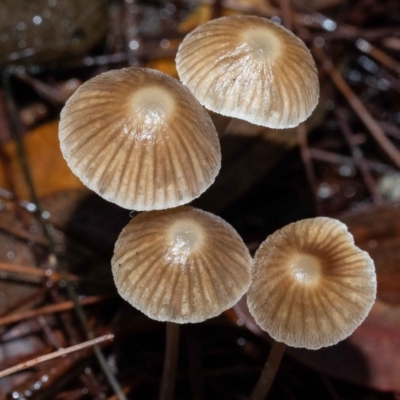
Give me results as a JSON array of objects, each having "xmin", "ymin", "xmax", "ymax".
[{"xmin": 58, "ymin": 13, "xmax": 377, "ymax": 389}]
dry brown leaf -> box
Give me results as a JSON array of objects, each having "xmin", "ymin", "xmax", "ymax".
[{"xmin": 0, "ymin": 121, "xmax": 83, "ymax": 199}]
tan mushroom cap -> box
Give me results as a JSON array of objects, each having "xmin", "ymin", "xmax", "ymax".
[
  {"xmin": 247, "ymin": 217, "xmax": 376, "ymax": 350},
  {"xmin": 111, "ymin": 206, "xmax": 252, "ymax": 323},
  {"xmin": 59, "ymin": 68, "xmax": 221, "ymax": 211},
  {"xmin": 176, "ymin": 16, "xmax": 319, "ymax": 129}
]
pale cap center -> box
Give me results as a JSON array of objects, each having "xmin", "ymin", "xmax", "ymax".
[
  {"xmin": 130, "ymin": 85, "xmax": 175, "ymax": 119},
  {"xmin": 241, "ymin": 27, "xmax": 282, "ymax": 60},
  {"xmin": 289, "ymin": 253, "xmax": 321, "ymax": 284},
  {"xmin": 167, "ymin": 220, "xmax": 204, "ymax": 261}
]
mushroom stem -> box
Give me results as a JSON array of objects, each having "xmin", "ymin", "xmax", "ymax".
[
  {"xmin": 210, "ymin": 113, "xmax": 232, "ymax": 138},
  {"xmin": 250, "ymin": 340, "xmax": 286, "ymax": 400},
  {"xmin": 159, "ymin": 322, "xmax": 180, "ymax": 400}
]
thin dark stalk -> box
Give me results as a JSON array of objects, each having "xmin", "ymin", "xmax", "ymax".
[
  {"xmin": 1, "ymin": 70, "xmax": 126, "ymax": 400},
  {"xmin": 159, "ymin": 322, "xmax": 180, "ymax": 400},
  {"xmin": 210, "ymin": 113, "xmax": 232, "ymax": 138},
  {"xmin": 297, "ymin": 123, "xmax": 323, "ymax": 215},
  {"xmin": 250, "ymin": 341, "xmax": 286, "ymax": 400},
  {"xmin": 1, "ymin": 72, "xmax": 43, "ymax": 221}
]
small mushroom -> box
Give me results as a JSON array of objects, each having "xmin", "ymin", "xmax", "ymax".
[
  {"xmin": 176, "ymin": 15, "xmax": 319, "ymax": 129},
  {"xmin": 247, "ymin": 217, "xmax": 377, "ymax": 350},
  {"xmin": 59, "ymin": 67, "xmax": 221, "ymax": 211},
  {"xmin": 111, "ymin": 206, "xmax": 252, "ymax": 323}
]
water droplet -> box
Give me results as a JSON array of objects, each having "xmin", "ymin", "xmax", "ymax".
[
  {"xmin": 318, "ymin": 183, "xmax": 335, "ymax": 199},
  {"xmin": 314, "ymin": 37, "xmax": 325, "ymax": 47},
  {"xmin": 33, "ymin": 16, "xmax": 43, "ymax": 25},
  {"xmin": 358, "ymin": 55, "xmax": 378, "ymax": 73},
  {"xmin": 322, "ymin": 19, "xmax": 336, "ymax": 31},
  {"xmin": 271, "ymin": 16, "xmax": 281, "ymax": 24},
  {"xmin": 339, "ymin": 165, "xmax": 355, "ymax": 177},
  {"xmin": 356, "ymin": 38, "xmax": 371, "ymax": 53},
  {"xmin": 16, "ymin": 22, "xmax": 26, "ymax": 31},
  {"xmin": 344, "ymin": 186, "xmax": 356, "ymax": 198},
  {"xmin": 129, "ymin": 40, "xmax": 139, "ymax": 50},
  {"xmin": 160, "ymin": 39, "xmax": 170, "ymax": 49},
  {"xmin": 26, "ymin": 202, "xmax": 37, "ymax": 212},
  {"xmin": 166, "ymin": 4, "xmax": 176, "ymax": 13}
]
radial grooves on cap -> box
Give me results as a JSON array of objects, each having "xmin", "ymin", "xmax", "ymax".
[
  {"xmin": 59, "ymin": 68, "xmax": 221, "ymax": 211},
  {"xmin": 112, "ymin": 206, "xmax": 252, "ymax": 323},
  {"xmin": 247, "ymin": 217, "xmax": 377, "ymax": 349},
  {"xmin": 176, "ymin": 16, "xmax": 319, "ymax": 129}
]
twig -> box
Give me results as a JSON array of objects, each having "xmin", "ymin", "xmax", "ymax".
[
  {"xmin": 0, "ymin": 334, "xmax": 114, "ymax": 379},
  {"xmin": 279, "ymin": 0, "xmax": 292, "ymax": 31},
  {"xmin": 335, "ymin": 109, "xmax": 383, "ymax": 203},
  {"xmin": 0, "ymin": 287, "xmax": 49, "ymax": 318},
  {"xmin": 309, "ymin": 148, "xmax": 391, "ymax": 174},
  {"xmin": 356, "ymin": 38, "xmax": 400, "ymax": 75},
  {"xmin": 0, "ymin": 295, "xmax": 105, "ymax": 327},
  {"xmin": 297, "ymin": 123, "xmax": 323, "ymax": 215},
  {"xmin": 314, "ymin": 48, "xmax": 400, "ymax": 169},
  {"xmin": 212, "ymin": 0, "xmax": 224, "ymax": 19},
  {"xmin": 308, "ymin": 27, "xmax": 400, "ymax": 42},
  {"xmin": 0, "ymin": 262, "xmax": 79, "ymax": 282},
  {"xmin": 16, "ymin": 72, "xmax": 71, "ymax": 105}
]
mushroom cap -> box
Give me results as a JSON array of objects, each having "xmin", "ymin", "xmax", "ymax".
[
  {"xmin": 176, "ymin": 16, "xmax": 319, "ymax": 129},
  {"xmin": 111, "ymin": 206, "xmax": 252, "ymax": 323},
  {"xmin": 59, "ymin": 67, "xmax": 221, "ymax": 211},
  {"xmin": 247, "ymin": 217, "xmax": 376, "ymax": 350}
]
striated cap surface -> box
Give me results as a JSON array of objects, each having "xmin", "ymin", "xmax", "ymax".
[
  {"xmin": 59, "ymin": 67, "xmax": 221, "ymax": 211},
  {"xmin": 112, "ymin": 206, "xmax": 252, "ymax": 323},
  {"xmin": 176, "ymin": 16, "xmax": 319, "ymax": 129},
  {"xmin": 247, "ymin": 217, "xmax": 376, "ymax": 349}
]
